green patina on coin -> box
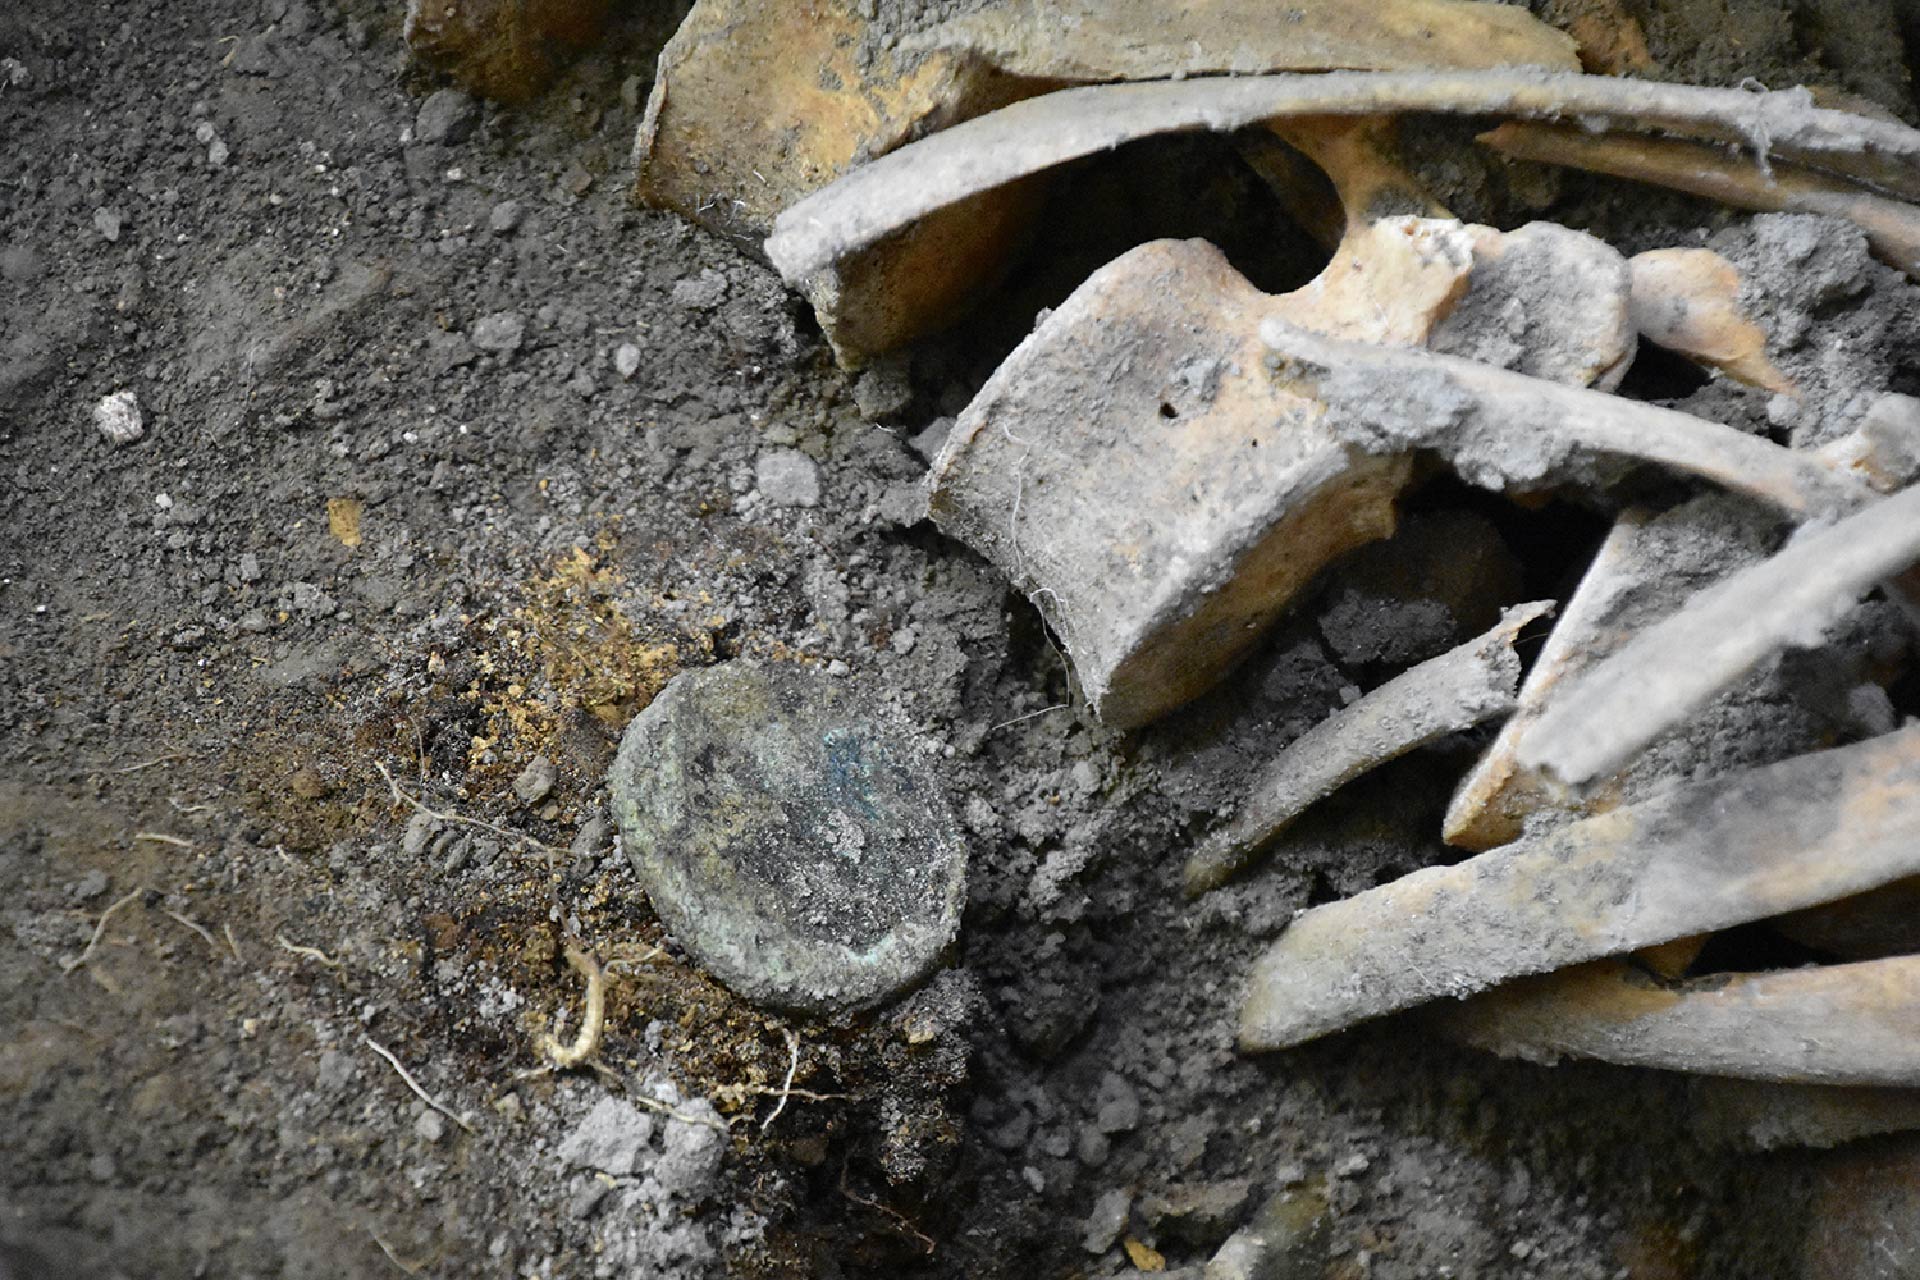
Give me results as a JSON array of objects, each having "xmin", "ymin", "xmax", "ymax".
[{"xmin": 608, "ymin": 661, "xmax": 968, "ymax": 1014}]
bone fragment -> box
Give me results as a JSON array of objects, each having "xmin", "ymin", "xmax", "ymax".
[
  {"xmin": 1520, "ymin": 480, "xmax": 1920, "ymax": 786},
  {"xmin": 766, "ymin": 71, "xmax": 1920, "ymax": 283},
  {"xmin": 1239, "ymin": 727, "xmax": 1920, "ymax": 1051},
  {"xmin": 1626, "ymin": 249, "xmax": 1794, "ymax": 393},
  {"xmin": 1186, "ymin": 601, "xmax": 1552, "ymax": 896},
  {"xmin": 1772, "ymin": 875, "xmax": 1920, "ymax": 961},
  {"xmin": 929, "ymin": 215, "xmax": 1609, "ymax": 727},
  {"xmin": 1443, "ymin": 497, "xmax": 1782, "ymax": 850},
  {"xmin": 1690, "ymin": 1078, "xmax": 1920, "ymax": 1150},
  {"xmin": 1442, "ymin": 955, "xmax": 1920, "ymax": 1087},
  {"xmin": 1481, "ymin": 123, "xmax": 1920, "ymax": 280},
  {"xmin": 927, "ymin": 236, "xmax": 1430, "ymax": 727},
  {"xmin": 1260, "ymin": 320, "xmax": 1870, "ymax": 518},
  {"xmin": 901, "ymin": 0, "xmax": 1576, "ymax": 82}
]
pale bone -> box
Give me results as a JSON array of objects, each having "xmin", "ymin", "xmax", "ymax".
[
  {"xmin": 1626, "ymin": 249, "xmax": 1795, "ymax": 394},
  {"xmin": 1441, "ymin": 954, "xmax": 1920, "ymax": 1087},
  {"xmin": 1519, "ymin": 480, "xmax": 1920, "ymax": 787},
  {"xmin": 765, "ymin": 71, "xmax": 1920, "ymax": 283},
  {"xmin": 926, "ymin": 230, "xmax": 1452, "ymax": 727},
  {"xmin": 1481, "ymin": 122, "xmax": 1920, "ymax": 280},
  {"xmin": 1239, "ymin": 726, "xmax": 1920, "ymax": 1051},
  {"xmin": 1185, "ymin": 601, "xmax": 1552, "ymax": 896},
  {"xmin": 1260, "ymin": 319, "xmax": 1871, "ymax": 518},
  {"xmin": 927, "ymin": 216, "xmax": 1605, "ymax": 727},
  {"xmin": 1689, "ymin": 1078, "xmax": 1920, "ymax": 1151}
]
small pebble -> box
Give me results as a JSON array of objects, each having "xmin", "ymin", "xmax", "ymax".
[
  {"xmin": 92, "ymin": 390, "xmax": 144, "ymax": 445},
  {"xmin": 755, "ymin": 448, "xmax": 821, "ymax": 509},
  {"xmin": 415, "ymin": 88, "xmax": 479, "ymax": 146},
  {"xmin": 613, "ymin": 343, "xmax": 642, "ymax": 380},
  {"xmin": 513, "ymin": 754, "xmax": 556, "ymax": 805},
  {"xmin": 488, "ymin": 200, "xmax": 523, "ymax": 235},
  {"xmin": 93, "ymin": 208, "xmax": 123, "ymax": 243},
  {"xmin": 470, "ymin": 312, "xmax": 525, "ymax": 355}
]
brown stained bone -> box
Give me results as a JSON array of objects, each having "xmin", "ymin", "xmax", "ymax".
[
  {"xmin": 899, "ymin": 0, "xmax": 1576, "ymax": 82},
  {"xmin": 1185, "ymin": 601, "xmax": 1552, "ymax": 896},
  {"xmin": 1690, "ymin": 1078, "xmax": 1920, "ymax": 1151},
  {"xmin": 1239, "ymin": 727, "xmax": 1920, "ymax": 1051},
  {"xmin": 1627, "ymin": 249, "xmax": 1795, "ymax": 394},
  {"xmin": 405, "ymin": 0, "xmax": 610, "ymax": 102},
  {"xmin": 765, "ymin": 71, "xmax": 1920, "ymax": 284},
  {"xmin": 1480, "ymin": 123, "xmax": 1920, "ymax": 280},
  {"xmin": 644, "ymin": 0, "xmax": 1571, "ymax": 360},
  {"xmin": 1440, "ymin": 955, "xmax": 1920, "ymax": 1087},
  {"xmin": 1519, "ymin": 480, "xmax": 1920, "ymax": 787},
  {"xmin": 1260, "ymin": 320, "xmax": 1870, "ymax": 518},
  {"xmin": 928, "ymin": 215, "xmax": 1614, "ymax": 728}
]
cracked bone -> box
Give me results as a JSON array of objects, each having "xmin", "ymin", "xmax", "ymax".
[
  {"xmin": 929, "ymin": 215, "xmax": 1622, "ymax": 726},
  {"xmin": 766, "ymin": 71, "xmax": 1920, "ymax": 288},
  {"xmin": 1261, "ymin": 320, "xmax": 1871, "ymax": 518},
  {"xmin": 1239, "ymin": 726, "xmax": 1920, "ymax": 1051},
  {"xmin": 1519, "ymin": 479, "xmax": 1920, "ymax": 788},
  {"xmin": 1441, "ymin": 954, "xmax": 1920, "ymax": 1087},
  {"xmin": 1185, "ymin": 601, "xmax": 1552, "ymax": 896}
]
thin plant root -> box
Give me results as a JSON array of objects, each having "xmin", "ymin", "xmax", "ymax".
[
  {"xmin": 1521, "ymin": 480, "xmax": 1920, "ymax": 787},
  {"xmin": 1240, "ymin": 727, "xmax": 1920, "ymax": 1050},
  {"xmin": 538, "ymin": 942, "xmax": 606, "ymax": 1071},
  {"xmin": 1185, "ymin": 601, "xmax": 1551, "ymax": 896},
  {"xmin": 61, "ymin": 888, "xmax": 148, "ymax": 973},
  {"xmin": 374, "ymin": 760, "xmax": 570, "ymax": 863},
  {"xmin": 363, "ymin": 1034, "xmax": 476, "ymax": 1134}
]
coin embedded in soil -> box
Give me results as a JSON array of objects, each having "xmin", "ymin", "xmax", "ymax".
[{"xmin": 608, "ymin": 661, "xmax": 967, "ymax": 1014}]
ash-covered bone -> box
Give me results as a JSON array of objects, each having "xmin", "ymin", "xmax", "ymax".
[
  {"xmin": 1240, "ymin": 727, "xmax": 1920, "ymax": 1051},
  {"xmin": 1261, "ymin": 319, "xmax": 1871, "ymax": 517},
  {"xmin": 1520, "ymin": 480, "xmax": 1920, "ymax": 787},
  {"xmin": 1478, "ymin": 124, "xmax": 1920, "ymax": 281},
  {"xmin": 765, "ymin": 70, "xmax": 1920, "ymax": 283},
  {"xmin": 1185, "ymin": 601, "xmax": 1551, "ymax": 896},
  {"xmin": 1440, "ymin": 954, "xmax": 1920, "ymax": 1087}
]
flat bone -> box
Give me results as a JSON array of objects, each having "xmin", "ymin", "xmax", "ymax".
[
  {"xmin": 1441, "ymin": 955, "xmax": 1920, "ymax": 1087},
  {"xmin": 1260, "ymin": 320, "xmax": 1870, "ymax": 518},
  {"xmin": 766, "ymin": 71, "xmax": 1920, "ymax": 282},
  {"xmin": 1519, "ymin": 479, "xmax": 1920, "ymax": 786},
  {"xmin": 1185, "ymin": 601, "xmax": 1552, "ymax": 896},
  {"xmin": 1481, "ymin": 123, "xmax": 1920, "ymax": 281},
  {"xmin": 1239, "ymin": 726, "xmax": 1920, "ymax": 1051}
]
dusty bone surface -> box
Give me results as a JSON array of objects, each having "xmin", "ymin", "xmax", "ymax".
[{"xmin": 1241, "ymin": 727, "xmax": 1920, "ymax": 1051}]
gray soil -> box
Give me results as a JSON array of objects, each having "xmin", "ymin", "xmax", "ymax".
[{"xmin": 3, "ymin": 1, "xmax": 1919, "ymax": 1278}]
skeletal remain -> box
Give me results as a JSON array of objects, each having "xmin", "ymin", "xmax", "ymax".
[
  {"xmin": 1481, "ymin": 123, "xmax": 1920, "ymax": 281},
  {"xmin": 1626, "ymin": 248, "xmax": 1794, "ymax": 394},
  {"xmin": 1441, "ymin": 954, "xmax": 1920, "ymax": 1087},
  {"xmin": 644, "ymin": 0, "xmax": 1571, "ymax": 359},
  {"xmin": 1240, "ymin": 727, "xmax": 1920, "ymax": 1051},
  {"xmin": 1520, "ymin": 480, "xmax": 1920, "ymax": 787},
  {"xmin": 1689, "ymin": 1078, "xmax": 1920, "ymax": 1151},
  {"xmin": 1185, "ymin": 601, "xmax": 1551, "ymax": 896},
  {"xmin": 929, "ymin": 217, "xmax": 1618, "ymax": 726},
  {"xmin": 766, "ymin": 71, "xmax": 1920, "ymax": 285},
  {"xmin": 1773, "ymin": 875, "xmax": 1920, "ymax": 961},
  {"xmin": 1261, "ymin": 320, "xmax": 1870, "ymax": 517},
  {"xmin": 1443, "ymin": 497, "xmax": 1780, "ymax": 851}
]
